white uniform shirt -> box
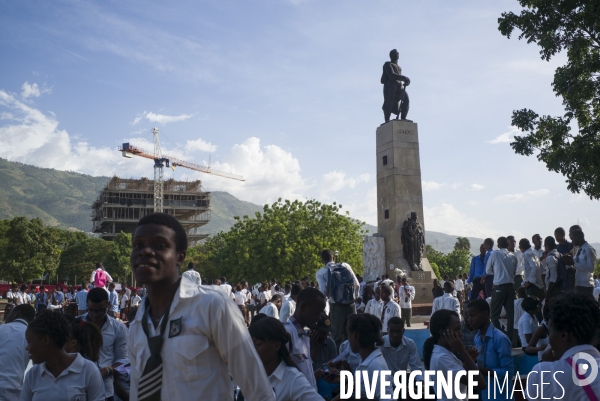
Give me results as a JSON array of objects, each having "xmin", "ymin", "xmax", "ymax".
[
  {"xmin": 454, "ymin": 279, "xmax": 464, "ymax": 292},
  {"xmin": 517, "ymin": 313, "xmax": 538, "ymax": 347},
  {"xmin": 364, "ymin": 299, "xmax": 384, "ymax": 320},
  {"xmin": 573, "ymin": 242, "xmax": 597, "ymax": 287},
  {"xmin": 279, "ymin": 299, "xmax": 295, "ymax": 323},
  {"xmin": 337, "ymin": 340, "xmax": 362, "ymax": 372},
  {"xmin": 532, "ymin": 247, "xmax": 547, "ymax": 274},
  {"xmin": 6, "ymin": 289, "xmax": 15, "ymax": 301},
  {"xmin": 381, "ymin": 300, "xmax": 401, "ymax": 332},
  {"xmin": 14, "ymin": 291, "xmax": 25, "ymax": 305},
  {"xmin": 527, "ymin": 344, "xmax": 600, "ymax": 400},
  {"xmin": 268, "ymin": 361, "xmax": 322, "ymax": 401},
  {"xmin": 128, "ymin": 279, "xmax": 275, "ymax": 401},
  {"xmin": 0, "ymin": 319, "xmax": 29, "ymax": 401},
  {"xmin": 220, "ymin": 283, "xmax": 233, "ymax": 298},
  {"xmin": 513, "ymin": 298, "xmax": 525, "ymax": 327},
  {"xmin": 355, "ymin": 348, "xmax": 393, "ymax": 400},
  {"xmin": 515, "ymin": 249, "xmax": 525, "ymax": 275},
  {"xmin": 430, "ymin": 345, "xmax": 468, "ymax": 401},
  {"xmin": 181, "ymin": 269, "xmax": 201, "ymax": 285},
  {"xmin": 120, "ymin": 294, "xmax": 129, "ymax": 309},
  {"xmin": 397, "ymin": 285, "xmax": 415, "ymax": 309},
  {"xmin": 20, "ymin": 353, "xmax": 105, "ymax": 401},
  {"xmin": 234, "ymin": 291, "xmax": 246, "ymax": 306},
  {"xmin": 259, "ymin": 291, "xmax": 271, "ymax": 306},
  {"xmin": 485, "ymin": 248, "xmax": 517, "ymax": 285},
  {"xmin": 284, "ymin": 317, "xmax": 317, "ymax": 390},
  {"xmin": 523, "ymin": 248, "xmax": 544, "ymax": 289},
  {"xmin": 380, "ymin": 335, "xmax": 424, "ymax": 375},
  {"xmin": 260, "ymin": 302, "xmax": 279, "ymax": 319},
  {"xmin": 130, "ymin": 295, "xmax": 141, "ymax": 307},
  {"xmin": 81, "ymin": 314, "xmax": 128, "ymax": 398},
  {"xmin": 75, "ymin": 290, "xmax": 88, "ymax": 310},
  {"xmin": 90, "ymin": 268, "xmax": 113, "ymax": 287},
  {"xmin": 431, "ymin": 293, "xmax": 461, "ymax": 320}
]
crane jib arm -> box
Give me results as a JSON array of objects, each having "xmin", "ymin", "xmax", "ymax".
[{"xmin": 118, "ymin": 142, "xmax": 245, "ymax": 181}]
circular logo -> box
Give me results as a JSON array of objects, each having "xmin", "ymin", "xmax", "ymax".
[{"xmin": 571, "ymin": 352, "xmax": 599, "ymax": 387}]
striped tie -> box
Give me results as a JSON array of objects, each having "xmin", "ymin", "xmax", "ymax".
[{"xmin": 138, "ymin": 300, "xmax": 171, "ymax": 400}]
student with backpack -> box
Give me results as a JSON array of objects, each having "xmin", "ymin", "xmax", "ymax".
[
  {"xmin": 90, "ymin": 262, "xmax": 113, "ymax": 291},
  {"xmin": 315, "ymin": 250, "xmax": 359, "ymax": 348}
]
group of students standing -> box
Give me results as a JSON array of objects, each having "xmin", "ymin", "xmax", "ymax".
[{"xmin": 1, "ymin": 213, "xmax": 599, "ymax": 401}]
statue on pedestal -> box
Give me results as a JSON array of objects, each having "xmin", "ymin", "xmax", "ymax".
[
  {"xmin": 401, "ymin": 212, "xmax": 424, "ymax": 271},
  {"xmin": 381, "ymin": 49, "xmax": 411, "ymax": 123}
]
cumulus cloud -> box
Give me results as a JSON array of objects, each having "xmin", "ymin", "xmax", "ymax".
[
  {"xmin": 186, "ymin": 138, "xmax": 217, "ymax": 153},
  {"xmin": 422, "ymin": 181, "xmax": 443, "ymax": 192},
  {"xmin": 488, "ymin": 126, "xmax": 522, "ymax": 145},
  {"xmin": 494, "ymin": 189, "xmax": 549, "ymax": 202},
  {"xmin": 20, "ymin": 82, "xmax": 51, "ymax": 99},
  {"xmin": 424, "ymin": 203, "xmax": 499, "ymax": 238},
  {"xmin": 468, "ymin": 183, "xmax": 484, "ymax": 191},
  {"xmin": 343, "ymin": 186, "xmax": 377, "ymax": 227},
  {"xmin": 319, "ymin": 171, "xmax": 371, "ymax": 198},
  {"xmin": 132, "ymin": 111, "xmax": 193, "ymax": 125}
]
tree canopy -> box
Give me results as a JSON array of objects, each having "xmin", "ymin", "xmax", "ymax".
[
  {"xmin": 197, "ymin": 199, "xmax": 367, "ymax": 284},
  {"xmin": 454, "ymin": 237, "xmax": 471, "ymax": 251},
  {"xmin": 426, "ymin": 244, "xmax": 471, "ymax": 279},
  {"xmin": 498, "ymin": 0, "xmax": 600, "ymax": 199}
]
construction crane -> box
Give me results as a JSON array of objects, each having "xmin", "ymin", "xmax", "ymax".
[{"xmin": 119, "ymin": 127, "xmax": 244, "ymax": 212}]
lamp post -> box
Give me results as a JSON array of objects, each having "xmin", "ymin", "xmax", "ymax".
[{"xmin": 334, "ymin": 250, "xmax": 340, "ymax": 262}]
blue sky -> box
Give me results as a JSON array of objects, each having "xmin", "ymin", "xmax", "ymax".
[{"xmin": 1, "ymin": 0, "xmax": 598, "ymax": 242}]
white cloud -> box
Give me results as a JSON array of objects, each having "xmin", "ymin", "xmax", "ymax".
[
  {"xmin": 424, "ymin": 203, "xmax": 499, "ymax": 239},
  {"xmin": 488, "ymin": 126, "xmax": 522, "ymax": 145},
  {"xmin": 569, "ymin": 193, "xmax": 589, "ymax": 203},
  {"xmin": 343, "ymin": 186, "xmax": 377, "ymax": 227},
  {"xmin": 186, "ymin": 138, "xmax": 217, "ymax": 153},
  {"xmin": 319, "ymin": 171, "xmax": 371, "ymax": 197},
  {"xmin": 468, "ymin": 183, "xmax": 484, "ymax": 191},
  {"xmin": 493, "ymin": 189, "xmax": 549, "ymax": 202},
  {"xmin": 422, "ymin": 181, "xmax": 443, "ymax": 192},
  {"xmin": 20, "ymin": 82, "xmax": 52, "ymax": 100},
  {"xmin": 131, "ymin": 111, "xmax": 193, "ymax": 125}
]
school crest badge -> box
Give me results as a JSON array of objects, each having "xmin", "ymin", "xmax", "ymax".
[{"xmin": 169, "ymin": 317, "xmax": 182, "ymax": 338}]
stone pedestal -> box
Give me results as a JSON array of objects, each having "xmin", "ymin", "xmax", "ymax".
[
  {"xmin": 362, "ymin": 235, "xmax": 385, "ymax": 282},
  {"xmin": 376, "ymin": 120, "xmax": 433, "ymax": 304}
]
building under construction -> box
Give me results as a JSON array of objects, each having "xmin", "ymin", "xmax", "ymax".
[{"xmin": 91, "ymin": 176, "xmax": 211, "ymax": 243}]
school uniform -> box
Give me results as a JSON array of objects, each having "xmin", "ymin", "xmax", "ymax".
[
  {"xmin": 429, "ymin": 345, "xmax": 468, "ymax": 401},
  {"xmin": 260, "ymin": 302, "xmax": 279, "ymax": 319},
  {"xmin": 380, "ymin": 300, "xmax": 401, "ymax": 333},
  {"xmin": 528, "ymin": 344, "xmax": 600, "ymax": 400},
  {"xmin": 0, "ymin": 318, "xmax": 29, "ymax": 401},
  {"xmin": 20, "ymin": 353, "xmax": 105, "ymax": 401},
  {"xmin": 337, "ymin": 340, "xmax": 362, "ymax": 372},
  {"xmin": 364, "ymin": 298, "xmax": 383, "ymax": 320},
  {"xmin": 354, "ymin": 349, "xmax": 393, "ymax": 400},
  {"xmin": 128, "ymin": 279, "xmax": 275, "ymax": 401},
  {"xmin": 279, "ymin": 299, "xmax": 295, "ymax": 323},
  {"xmin": 518, "ymin": 313, "xmax": 538, "ymax": 348},
  {"xmin": 430, "ymin": 293, "xmax": 461, "ymax": 320},
  {"xmin": 130, "ymin": 294, "xmax": 141, "ymax": 308},
  {"xmin": 380, "ymin": 335, "xmax": 423, "ymax": 376},
  {"xmin": 75, "ymin": 290, "xmax": 88, "ymax": 313},
  {"xmin": 284, "ymin": 317, "xmax": 317, "ymax": 390},
  {"xmin": 81, "ymin": 314, "xmax": 128, "ymax": 399},
  {"xmin": 268, "ymin": 361, "xmax": 322, "ymax": 401}
]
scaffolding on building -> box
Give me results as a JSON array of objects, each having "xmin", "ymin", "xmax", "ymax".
[{"xmin": 91, "ymin": 176, "xmax": 211, "ymax": 243}]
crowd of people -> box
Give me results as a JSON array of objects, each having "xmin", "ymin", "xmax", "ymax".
[{"xmin": 0, "ymin": 214, "xmax": 599, "ymax": 400}]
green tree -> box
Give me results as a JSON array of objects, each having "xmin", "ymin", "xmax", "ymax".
[
  {"xmin": 57, "ymin": 237, "xmax": 113, "ymax": 287},
  {"xmin": 499, "ymin": 1, "xmax": 600, "ymax": 199},
  {"xmin": 104, "ymin": 232, "xmax": 132, "ymax": 285},
  {"xmin": 445, "ymin": 249, "xmax": 472, "ymax": 279},
  {"xmin": 202, "ymin": 199, "xmax": 367, "ymax": 284},
  {"xmin": 429, "ymin": 262, "xmax": 442, "ymax": 281},
  {"xmin": 454, "ymin": 237, "xmax": 471, "ymax": 251},
  {"xmin": 1, "ymin": 217, "xmax": 61, "ymax": 283}
]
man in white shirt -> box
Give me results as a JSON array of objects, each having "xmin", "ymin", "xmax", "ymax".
[
  {"xmin": 430, "ymin": 281, "xmax": 461, "ymax": 319},
  {"xmin": 128, "ymin": 213, "xmax": 275, "ymax": 401},
  {"xmin": 532, "ymin": 233, "xmax": 547, "ymax": 283},
  {"xmin": 562, "ymin": 229, "xmax": 597, "ymax": 296},
  {"xmin": 280, "ymin": 283, "xmax": 301, "ymax": 323},
  {"xmin": 181, "ymin": 262, "xmax": 201, "ymax": 285},
  {"xmin": 454, "ymin": 275, "xmax": 464, "ymax": 302},
  {"xmin": 6, "ymin": 284, "xmax": 17, "ymax": 304},
  {"xmin": 397, "ymin": 277, "xmax": 415, "ymax": 327},
  {"xmin": 358, "ymin": 275, "xmax": 365, "ymax": 298},
  {"xmin": 0, "ymin": 304, "xmax": 35, "ymax": 401},
  {"xmin": 220, "ymin": 276, "xmax": 233, "ymax": 298},
  {"xmin": 380, "ymin": 284, "xmax": 401, "ymax": 334},
  {"xmin": 260, "ymin": 294, "xmax": 282, "ymax": 319},
  {"xmin": 380, "ymin": 317, "xmax": 424, "ymax": 377},
  {"xmin": 520, "ymin": 239, "xmax": 546, "ymax": 321},
  {"xmin": 486, "ymin": 236, "xmax": 517, "ymax": 343},
  {"xmin": 130, "ymin": 288, "xmax": 142, "ymax": 308},
  {"xmin": 507, "ymin": 235, "xmax": 524, "ymax": 291},
  {"xmin": 365, "ymin": 286, "xmax": 384, "ymax": 320},
  {"xmin": 315, "ymin": 249, "xmax": 359, "ymax": 348},
  {"xmin": 83, "ymin": 287, "xmax": 129, "ymax": 399}
]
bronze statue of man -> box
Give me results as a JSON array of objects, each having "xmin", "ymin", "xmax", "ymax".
[{"xmin": 381, "ymin": 49, "xmax": 411, "ymax": 122}]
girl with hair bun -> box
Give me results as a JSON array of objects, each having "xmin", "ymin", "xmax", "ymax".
[
  {"xmin": 248, "ymin": 317, "xmax": 321, "ymax": 401},
  {"xmin": 20, "ymin": 310, "xmax": 105, "ymax": 401},
  {"xmin": 423, "ymin": 309, "xmax": 485, "ymax": 400}
]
